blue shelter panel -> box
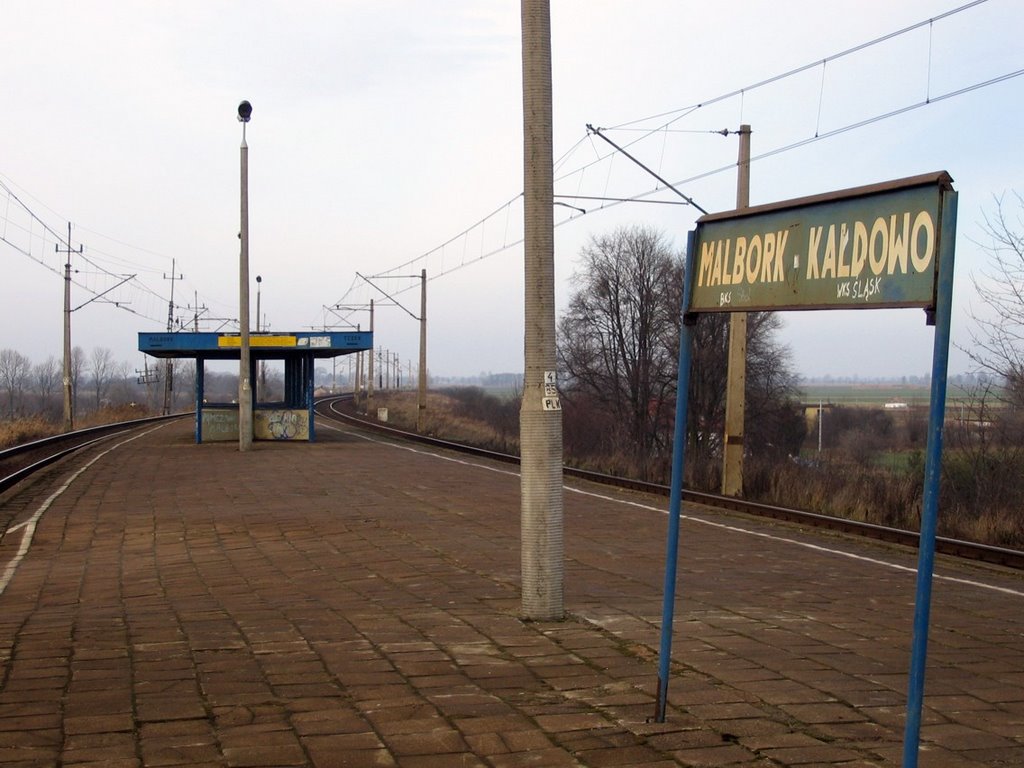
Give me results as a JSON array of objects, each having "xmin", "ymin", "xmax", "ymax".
[{"xmin": 139, "ymin": 331, "xmax": 372, "ymax": 360}]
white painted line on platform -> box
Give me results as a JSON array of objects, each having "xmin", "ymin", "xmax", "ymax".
[
  {"xmin": 0, "ymin": 425, "xmax": 166, "ymax": 597},
  {"xmin": 567, "ymin": 485, "xmax": 1024, "ymax": 598},
  {"xmin": 321, "ymin": 421, "xmax": 1024, "ymax": 598},
  {"xmin": 319, "ymin": 422, "xmax": 519, "ymax": 478}
]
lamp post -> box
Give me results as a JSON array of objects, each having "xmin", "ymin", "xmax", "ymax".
[{"xmin": 238, "ymin": 100, "xmax": 253, "ymax": 451}]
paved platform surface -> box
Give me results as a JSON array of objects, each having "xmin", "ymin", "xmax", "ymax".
[{"xmin": 0, "ymin": 417, "xmax": 1021, "ymax": 767}]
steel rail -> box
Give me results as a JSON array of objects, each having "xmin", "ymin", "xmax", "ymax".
[
  {"xmin": 315, "ymin": 395, "xmax": 1024, "ymax": 571},
  {"xmin": 0, "ymin": 413, "xmax": 188, "ymax": 495}
]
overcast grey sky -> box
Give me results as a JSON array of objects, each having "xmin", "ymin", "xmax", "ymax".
[{"xmin": 1, "ymin": 1, "xmax": 1021, "ymax": 380}]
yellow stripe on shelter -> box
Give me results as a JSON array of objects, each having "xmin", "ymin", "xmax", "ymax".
[{"xmin": 218, "ymin": 335, "xmax": 297, "ymax": 348}]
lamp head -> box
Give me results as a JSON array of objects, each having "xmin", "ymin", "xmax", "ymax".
[
  {"xmin": 256, "ymin": 275, "xmax": 262, "ymax": 284},
  {"xmin": 237, "ymin": 100, "xmax": 253, "ymax": 123}
]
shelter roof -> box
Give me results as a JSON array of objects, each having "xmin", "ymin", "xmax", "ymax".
[{"xmin": 138, "ymin": 331, "xmax": 372, "ymax": 360}]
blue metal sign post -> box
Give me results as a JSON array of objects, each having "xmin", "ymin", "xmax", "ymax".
[
  {"xmin": 655, "ymin": 176, "xmax": 958, "ymax": 768},
  {"xmin": 902, "ymin": 189, "xmax": 957, "ymax": 768},
  {"xmin": 655, "ymin": 232, "xmax": 697, "ymax": 723}
]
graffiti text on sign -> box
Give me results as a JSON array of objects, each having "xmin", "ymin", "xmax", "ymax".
[{"xmin": 836, "ymin": 277, "xmax": 884, "ymax": 301}]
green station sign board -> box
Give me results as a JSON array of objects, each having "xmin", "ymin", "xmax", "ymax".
[{"xmin": 688, "ymin": 172, "xmax": 954, "ymax": 312}]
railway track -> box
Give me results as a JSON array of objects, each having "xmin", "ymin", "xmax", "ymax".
[
  {"xmin": 0, "ymin": 414, "xmax": 186, "ymax": 495},
  {"xmin": 315, "ymin": 394, "xmax": 1024, "ymax": 571}
]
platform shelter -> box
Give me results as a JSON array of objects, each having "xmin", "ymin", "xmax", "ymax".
[{"xmin": 138, "ymin": 330, "xmax": 372, "ymax": 443}]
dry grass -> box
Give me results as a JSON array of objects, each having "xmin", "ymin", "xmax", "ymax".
[
  {"xmin": 1, "ymin": 404, "xmax": 158, "ymax": 450},
  {"xmin": 744, "ymin": 452, "xmax": 1024, "ymax": 548},
  {"xmin": 359, "ymin": 391, "xmax": 520, "ymax": 454},
  {"xmin": 76, "ymin": 404, "xmax": 156, "ymax": 428},
  {"xmin": 955, "ymin": 512, "xmax": 1024, "ymax": 549},
  {"xmin": 0, "ymin": 416, "xmax": 57, "ymax": 450}
]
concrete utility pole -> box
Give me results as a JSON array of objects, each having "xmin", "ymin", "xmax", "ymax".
[
  {"xmin": 57, "ymin": 222, "xmax": 82, "ymax": 432},
  {"xmin": 238, "ymin": 100, "xmax": 253, "ymax": 452},
  {"xmin": 256, "ymin": 275, "xmax": 267, "ymax": 399},
  {"xmin": 417, "ymin": 269, "xmax": 428, "ymax": 431},
  {"xmin": 366, "ymin": 300, "xmax": 375, "ymax": 411},
  {"xmin": 520, "ymin": 0, "xmax": 563, "ymax": 621},
  {"xmin": 162, "ymin": 260, "xmax": 182, "ymax": 415},
  {"xmin": 352, "ymin": 272, "xmax": 427, "ymax": 422},
  {"xmin": 721, "ymin": 125, "xmax": 751, "ymax": 497},
  {"xmin": 354, "ymin": 349, "xmax": 362, "ymax": 401},
  {"xmin": 188, "ymin": 291, "xmax": 206, "ymax": 332}
]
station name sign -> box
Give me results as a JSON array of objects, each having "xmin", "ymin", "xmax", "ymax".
[{"xmin": 688, "ymin": 172, "xmax": 954, "ymax": 312}]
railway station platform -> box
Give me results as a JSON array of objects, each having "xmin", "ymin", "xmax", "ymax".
[{"xmin": 0, "ymin": 416, "xmax": 1021, "ymax": 767}]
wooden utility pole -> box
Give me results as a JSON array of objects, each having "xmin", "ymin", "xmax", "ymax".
[{"xmin": 721, "ymin": 125, "xmax": 751, "ymax": 496}]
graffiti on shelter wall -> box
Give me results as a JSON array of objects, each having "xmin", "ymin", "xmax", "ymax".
[
  {"xmin": 201, "ymin": 408, "xmax": 239, "ymax": 441},
  {"xmin": 254, "ymin": 409, "xmax": 309, "ymax": 440}
]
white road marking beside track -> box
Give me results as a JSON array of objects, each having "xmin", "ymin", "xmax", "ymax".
[
  {"xmin": 0, "ymin": 425, "xmax": 166, "ymax": 597},
  {"xmin": 321, "ymin": 421, "xmax": 1024, "ymax": 598}
]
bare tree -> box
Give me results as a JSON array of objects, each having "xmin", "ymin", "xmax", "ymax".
[
  {"xmin": 173, "ymin": 360, "xmax": 196, "ymax": 411},
  {"xmin": 0, "ymin": 349, "xmax": 32, "ymax": 418},
  {"xmin": 744, "ymin": 313, "xmax": 805, "ymax": 457},
  {"xmin": 71, "ymin": 346, "xmax": 85, "ymax": 414},
  {"xmin": 108, "ymin": 361, "xmax": 134, "ymax": 405},
  {"xmin": 559, "ymin": 225, "xmax": 803, "ymax": 484},
  {"xmin": 687, "ymin": 313, "xmax": 729, "ymax": 466},
  {"xmin": 943, "ymin": 380, "xmax": 1024, "ymax": 545},
  {"xmin": 90, "ymin": 347, "xmax": 115, "ymax": 410},
  {"xmin": 559, "ymin": 226, "xmax": 681, "ymax": 475},
  {"xmin": 34, "ymin": 356, "xmax": 62, "ymax": 417},
  {"xmin": 966, "ymin": 192, "xmax": 1024, "ymax": 405},
  {"xmin": 685, "ymin": 311, "xmax": 803, "ymax": 483}
]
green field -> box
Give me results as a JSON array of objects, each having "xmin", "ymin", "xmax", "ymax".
[{"xmin": 798, "ymin": 382, "xmax": 980, "ymax": 407}]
